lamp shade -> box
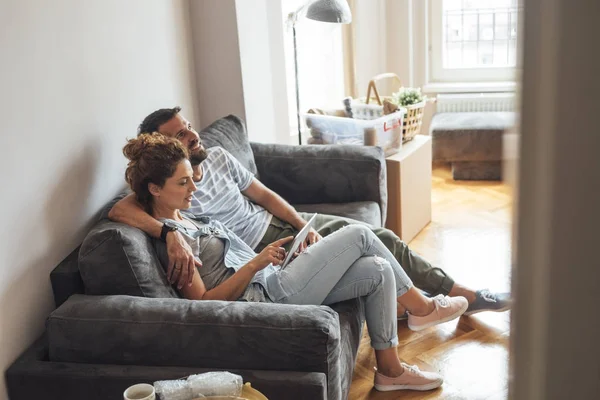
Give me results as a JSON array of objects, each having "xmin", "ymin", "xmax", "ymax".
[{"xmin": 305, "ymin": 0, "xmax": 352, "ymax": 24}]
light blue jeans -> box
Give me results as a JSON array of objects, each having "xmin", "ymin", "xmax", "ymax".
[{"xmin": 265, "ymin": 225, "xmax": 414, "ymax": 350}]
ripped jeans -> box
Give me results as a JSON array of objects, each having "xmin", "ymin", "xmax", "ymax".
[{"xmin": 265, "ymin": 225, "xmax": 413, "ymax": 350}]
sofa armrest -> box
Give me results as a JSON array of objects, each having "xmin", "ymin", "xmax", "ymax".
[
  {"xmin": 251, "ymin": 143, "xmax": 388, "ymax": 225},
  {"xmin": 47, "ymin": 295, "xmax": 342, "ymax": 398}
]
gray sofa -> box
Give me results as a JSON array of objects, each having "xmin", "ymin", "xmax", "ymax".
[{"xmin": 6, "ymin": 115, "xmax": 388, "ymax": 400}]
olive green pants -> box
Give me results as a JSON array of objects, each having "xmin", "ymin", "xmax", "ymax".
[{"xmin": 255, "ymin": 213, "xmax": 455, "ymax": 296}]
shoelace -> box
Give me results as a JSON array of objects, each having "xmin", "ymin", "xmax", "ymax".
[
  {"xmin": 433, "ymin": 294, "xmax": 450, "ymax": 307},
  {"xmin": 402, "ymin": 364, "xmax": 422, "ymax": 375},
  {"xmin": 480, "ymin": 290, "xmax": 497, "ymax": 303}
]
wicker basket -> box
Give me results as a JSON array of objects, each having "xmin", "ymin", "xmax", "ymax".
[{"xmin": 361, "ymin": 73, "xmax": 429, "ymax": 143}]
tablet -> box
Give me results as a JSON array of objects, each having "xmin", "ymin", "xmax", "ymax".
[{"xmin": 280, "ymin": 214, "xmax": 317, "ymax": 269}]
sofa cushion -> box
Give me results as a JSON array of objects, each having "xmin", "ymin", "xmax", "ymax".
[
  {"xmin": 294, "ymin": 201, "xmax": 381, "ymax": 228},
  {"xmin": 199, "ymin": 115, "xmax": 258, "ymax": 176},
  {"xmin": 78, "ymin": 220, "xmax": 178, "ymax": 298}
]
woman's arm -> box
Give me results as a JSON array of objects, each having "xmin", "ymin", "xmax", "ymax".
[
  {"xmin": 109, "ymin": 193, "xmax": 199, "ymax": 287},
  {"xmin": 181, "ymin": 262, "xmax": 260, "ymax": 301},
  {"xmin": 180, "ymin": 236, "xmax": 294, "ymax": 301}
]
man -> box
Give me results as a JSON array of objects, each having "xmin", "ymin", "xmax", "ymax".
[{"xmin": 108, "ymin": 107, "xmax": 510, "ymax": 316}]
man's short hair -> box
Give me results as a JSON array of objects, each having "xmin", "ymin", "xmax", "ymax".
[{"xmin": 138, "ymin": 106, "xmax": 182, "ymax": 136}]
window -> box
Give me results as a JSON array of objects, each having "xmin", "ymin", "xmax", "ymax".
[{"xmin": 430, "ymin": 0, "xmax": 521, "ymax": 82}]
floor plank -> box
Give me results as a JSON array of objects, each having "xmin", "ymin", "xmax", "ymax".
[{"xmin": 348, "ymin": 165, "xmax": 512, "ymax": 400}]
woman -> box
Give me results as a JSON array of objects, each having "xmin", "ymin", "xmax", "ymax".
[{"xmin": 123, "ymin": 134, "xmax": 468, "ymax": 392}]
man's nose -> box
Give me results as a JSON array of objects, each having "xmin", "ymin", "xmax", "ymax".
[{"xmin": 187, "ymin": 133, "xmax": 199, "ymax": 147}]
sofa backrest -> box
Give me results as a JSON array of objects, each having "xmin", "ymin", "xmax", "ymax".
[{"xmin": 199, "ymin": 114, "xmax": 258, "ymax": 177}]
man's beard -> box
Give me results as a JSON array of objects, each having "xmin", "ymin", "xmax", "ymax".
[{"xmin": 189, "ymin": 146, "xmax": 208, "ymax": 166}]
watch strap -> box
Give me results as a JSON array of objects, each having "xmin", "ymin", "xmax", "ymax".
[{"xmin": 160, "ymin": 223, "xmax": 178, "ymax": 242}]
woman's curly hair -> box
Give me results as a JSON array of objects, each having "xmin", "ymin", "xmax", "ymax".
[{"xmin": 123, "ymin": 133, "xmax": 189, "ymax": 214}]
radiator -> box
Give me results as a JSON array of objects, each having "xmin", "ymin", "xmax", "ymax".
[{"xmin": 436, "ymin": 93, "xmax": 515, "ymax": 113}]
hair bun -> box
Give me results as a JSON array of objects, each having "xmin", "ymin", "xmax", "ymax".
[{"xmin": 123, "ymin": 133, "xmax": 161, "ymax": 162}]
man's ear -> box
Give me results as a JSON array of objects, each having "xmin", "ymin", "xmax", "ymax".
[{"xmin": 148, "ymin": 182, "xmax": 161, "ymax": 197}]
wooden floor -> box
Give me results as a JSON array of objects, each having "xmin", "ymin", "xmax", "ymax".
[{"xmin": 348, "ymin": 164, "xmax": 513, "ymax": 400}]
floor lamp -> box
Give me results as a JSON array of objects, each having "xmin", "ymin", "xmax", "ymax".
[{"xmin": 288, "ymin": 0, "xmax": 352, "ymax": 145}]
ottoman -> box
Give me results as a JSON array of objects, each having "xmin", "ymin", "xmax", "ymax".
[{"xmin": 430, "ymin": 112, "xmax": 515, "ymax": 180}]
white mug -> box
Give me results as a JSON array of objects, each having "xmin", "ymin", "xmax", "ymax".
[{"xmin": 123, "ymin": 383, "xmax": 155, "ymax": 400}]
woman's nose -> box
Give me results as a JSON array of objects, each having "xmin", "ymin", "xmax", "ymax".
[{"xmin": 190, "ymin": 181, "xmax": 197, "ymax": 192}]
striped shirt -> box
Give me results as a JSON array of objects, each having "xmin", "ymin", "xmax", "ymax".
[{"xmin": 188, "ymin": 147, "xmax": 272, "ymax": 249}]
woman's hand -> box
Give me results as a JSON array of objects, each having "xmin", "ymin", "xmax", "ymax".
[
  {"xmin": 166, "ymin": 230, "xmax": 202, "ymax": 289},
  {"xmin": 250, "ymin": 236, "xmax": 294, "ymax": 271}
]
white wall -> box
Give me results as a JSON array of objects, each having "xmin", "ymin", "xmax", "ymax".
[
  {"xmin": 0, "ymin": 1, "xmax": 199, "ymax": 398},
  {"xmin": 353, "ymin": 0, "xmax": 388, "ymax": 97},
  {"xmin": 188, "ymin": 0, "xmax": 292, "ymax": 144},
  {"xmin": 189, "ymin": 0, "xmax": 246, "ymax": 129},
  {"xmin": 235, "ymin": 0, "xmax": 290, "ymax": 144}
]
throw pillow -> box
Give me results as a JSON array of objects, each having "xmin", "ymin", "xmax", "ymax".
[{"xmin": 78, "ymin": 219, "xmax": 178, "ymax": 298}]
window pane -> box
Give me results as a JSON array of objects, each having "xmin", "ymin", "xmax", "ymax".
[
  {"xmin": 441, "ymin": 0, "xmax": 520, "ymax": 69},
  {"xmin": 445, "ymin": 42, "xmax": 463, "ymax": 68},
  {"xmin": 508, "ymin": 39, "xmax": 517, "ymax": 65},
  {"xmin": 463, "ymin": 14, "xmax": 478, "ymax": 41},
  {"xmin": 495, "ymin": 12, "xmax": 509, "ymax": 40},
  {"xmin": 463, "ymin": 42, "xmax": 478, "ymax": 67},
  {"xmin": 510, "ymin": 12, "xmax": 518, "ymax": 38},
  {"xmin": 493, "ymin": 41, "xmax": 509, "ymax": 66},
  {"xmin": 447, "ymin": 15, "xmax": 463, "ymax": 42},
  {"xmin": 479, "ymin": 14, "xmax": 494, "ymax": 41},
  {"xmin": 479, "ymin": 42, "xmax": 494, "ymax": 66}
]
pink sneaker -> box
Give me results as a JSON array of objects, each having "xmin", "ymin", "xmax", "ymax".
[
  {"xmin": 374, "ymin": 364, "xmax": 443, "ymax": 391},
  {"xmin": 407, "ymin": 294, "xmax": 468, "ymax": 331}
]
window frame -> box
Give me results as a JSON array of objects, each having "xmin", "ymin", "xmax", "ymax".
[{"xmin": 429, "ymin": 0, "xmax": 519, "ymax": 83}]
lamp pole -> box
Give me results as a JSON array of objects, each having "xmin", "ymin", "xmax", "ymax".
[{"xmin": 293, "ymin": 20, "xmax": 302, "ymax": 145}]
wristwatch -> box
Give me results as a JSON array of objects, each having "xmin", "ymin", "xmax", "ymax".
[{"xmin": 160, "ymin": 221, "xmax": 179, "ymax": 242}]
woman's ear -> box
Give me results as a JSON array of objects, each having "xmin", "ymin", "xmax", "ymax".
[{"xmin": 148, "ymin": 182, "xmax": 161, "ymax": 197}]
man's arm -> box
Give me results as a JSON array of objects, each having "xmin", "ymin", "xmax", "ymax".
[
  {"xmin": 108, "ymin": 194, "xmax": 163, "ymax": 237},
  {"xmin": 243, "ymin": 179, "xmax": 322, "ymax": 247},
  {"xmin": 108, "ymin": 194, "xmax": 200, "ymax": 288}
]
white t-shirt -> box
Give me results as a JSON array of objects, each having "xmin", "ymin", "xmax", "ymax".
[{"xmin": 188, "ymin": 147, "xmax": 272, "ymax": 249}]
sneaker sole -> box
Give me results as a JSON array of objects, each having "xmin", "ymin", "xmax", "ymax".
[
  {"xmin": 374, "ymin": 380, "xmax": 443, "ymax": 392},
  {"xmin": 408, "ymin": 302, "xmax": 469, "ymax": 332},
  {"xmin": 463, "ymin": 304, "xmax": 511, "ymax": 316}
]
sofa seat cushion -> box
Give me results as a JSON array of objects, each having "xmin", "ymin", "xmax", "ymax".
[
  {"xmin": 199, "ymin": 115, "xmax": 258, "ymax": 177},
  {"xmin": 430, "ymin": 112, "xmax": 514, "ymax": 162},
  {"xmin": 78, "ymin": 220, "xmax": 177, "ymax": 298},
  {"xmin": 294, "ymin": 201, "xmax": 382, "ymax": 228}
]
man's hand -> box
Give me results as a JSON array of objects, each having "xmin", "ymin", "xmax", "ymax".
[
  {"xmin": 298, "ymin": 228, "xmax": 322, "ymax": 253},
  {"xmin": 166, "ymin": 231, "xmax": 202, "ymax": 289}
]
